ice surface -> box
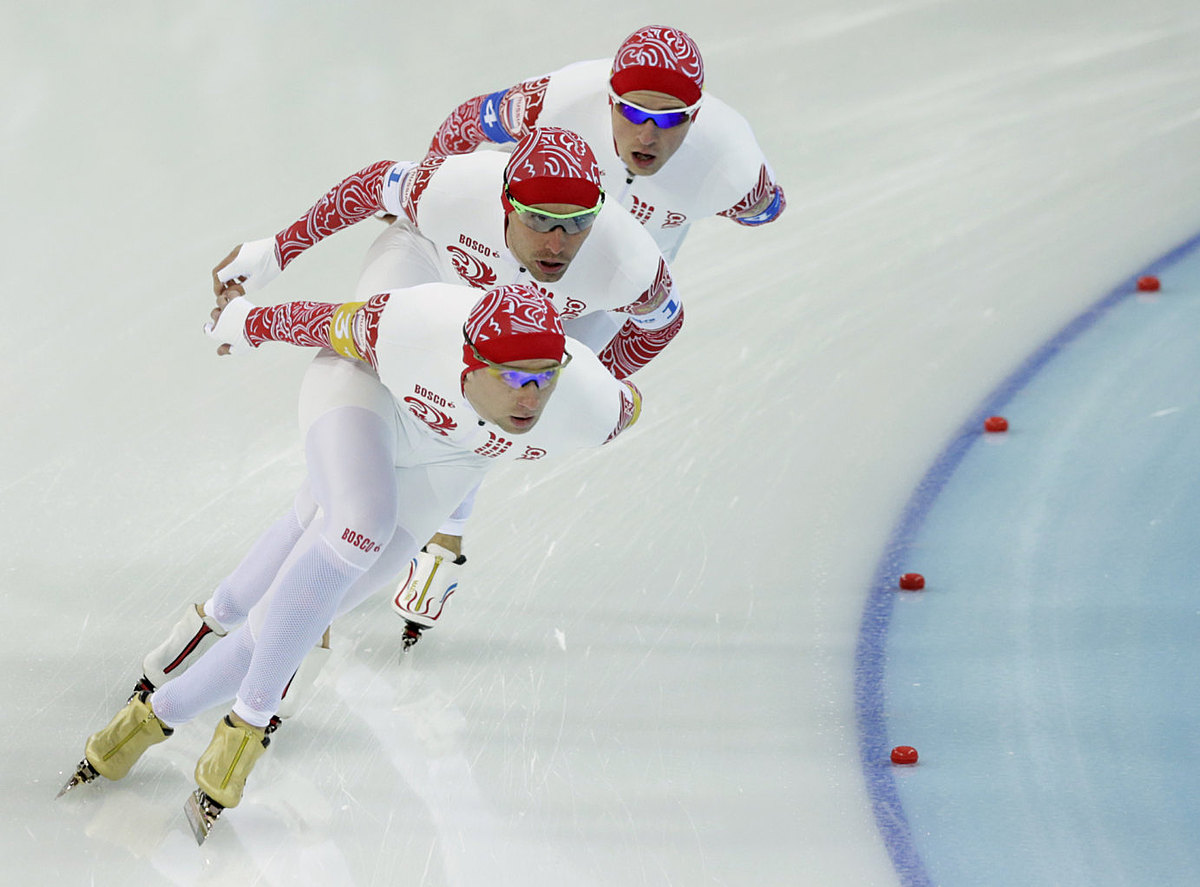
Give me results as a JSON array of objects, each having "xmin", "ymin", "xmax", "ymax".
[{"xmin": 4, "ymin": 1, "xmax": 1200, "ymax": 885}]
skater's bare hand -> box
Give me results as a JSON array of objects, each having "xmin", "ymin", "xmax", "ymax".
[{"xmin": 209, "ymin": 294, "xmax": 243, "ymax": 356}]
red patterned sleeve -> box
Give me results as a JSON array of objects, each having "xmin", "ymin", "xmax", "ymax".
[
  {"xmin": 716, "ymin": 163, "xmax": 786, "ymax": 227},
  {"xmin": 426, "ymin": 78, "xmax": 550, "ymax": 157},
  {"xmin": 597, "ymin": 258, "xmax": 684, "ymax": 378},
  {"xmin": 273, "ymin": 160, "xmax": 396, "ymax": 270},
  {"xmin": 244, "ymin": 293, "xmax": 390, "ymax": 370},
  {"xmin": 596, "ymin": 311, "xmax": 685, "ymax": 379},
  {"xmin": 604, "ymin": 381, "xmax": 643, "ymax": 443},
  {"xmin": 427, "ymin": 93, "xmax": 494, "ymax": 156}
]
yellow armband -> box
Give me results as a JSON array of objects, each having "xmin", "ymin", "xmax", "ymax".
[
  {"xmin": 330, "ymin": 301, "xmax": 366, "ymax": 362},
  {"xmin": 626, "ymin": 381, "xmax": 643, "ymax": 427}
]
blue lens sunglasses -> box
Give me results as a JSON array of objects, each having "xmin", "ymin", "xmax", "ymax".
[
  {"xmin": 608, "ymin": 88, "xmax": 702, "ymax": 128},
  {"xmin": 464, "ymin": 327, "xmax": 572, "ymax": 389}
]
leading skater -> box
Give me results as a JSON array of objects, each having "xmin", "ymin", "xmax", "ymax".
[{"xmin": 63, "ymin": 281, "xmax": 643, "ymax": 840}]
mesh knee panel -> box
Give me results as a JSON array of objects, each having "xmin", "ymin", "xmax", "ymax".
[
  {"xmin": 235, "ymin": 537, "xmax": 365, "ymax": 726},
  {"xmin": 209, "ymin": 509, "xmax": 306, "ymax": 629}
]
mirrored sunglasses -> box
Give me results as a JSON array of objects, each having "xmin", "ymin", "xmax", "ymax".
[
  {"xmin": 608, "ymin": 88, "xmax": 702, "ymax": 128},
  {"xmin": 506, "ymin": 191, "xmax": 605, "ymax": 235},
  {"xmin": 464, "ymin": 330, "xmax": 572, "ymax": 389}
]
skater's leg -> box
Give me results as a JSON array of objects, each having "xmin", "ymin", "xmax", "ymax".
[
  {"xmin": 150, "ymin": 626, "xmax": 256, "ymax": 728},
  {"xmin": 233, "ymin": 406, "xmax": 397, "ymax": 727},
  {"xmin": 204, "ymin": 491, "xmax": 316, "ymax": 629},
  {"xmin": 139, "ymin": 491, "xmax": 318, "ymax": 692}
]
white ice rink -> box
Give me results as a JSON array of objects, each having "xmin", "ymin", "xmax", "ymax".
[{"xmin": 4, "ymin": 2, "xmax": 1200, "ymax": 885}]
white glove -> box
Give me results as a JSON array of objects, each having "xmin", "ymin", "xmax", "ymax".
[
  {"xmin": 204, "ymin": 296, "xmax": 257, "ymax": 354},
  {"xmin": 216, "ymin": 237, "xmax": 282, "ymax": 293}
]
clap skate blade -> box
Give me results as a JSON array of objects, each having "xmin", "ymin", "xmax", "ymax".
[
  {"xmin": 184, "ymin": 788, "xmax": 225, "ymax": 844},
  {"xmin": 56, "ymin": 759, "xmax": 100, "ymax": 798}
]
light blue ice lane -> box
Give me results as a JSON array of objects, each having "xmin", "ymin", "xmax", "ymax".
[{"xmin": 882, "ymin": 249, "xmax": 1200, "ymax": 887}]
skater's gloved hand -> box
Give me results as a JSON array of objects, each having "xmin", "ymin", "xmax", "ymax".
[
  {"xmin": 212, "ymin": 238, "xmax": 281, "ymax": 298},
  {"xmin": 205, "ymin": 293, "xmax": 257, "ymax": 356}
]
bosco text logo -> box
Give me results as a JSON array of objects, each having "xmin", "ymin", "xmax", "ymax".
[
  {"xmin": 458, "ymin": 233, "xmax": 500, "ymax": 259},
  {"xmin": 342, "ymin": 528, "xmax": 382, "ymax": 554}
]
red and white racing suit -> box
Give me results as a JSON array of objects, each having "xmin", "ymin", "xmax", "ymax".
[
  {"xmin": 428, "ymin": 58, "xmax": 786, "ymax": 263},
  {"xmin": 152, "ymin": 282, "xmax": 641, "ymax": 729}
]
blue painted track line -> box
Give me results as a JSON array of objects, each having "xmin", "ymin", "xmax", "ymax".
[{"xmin": 852, "ymin": 228, "xmax": 1200, "ymax": 887}]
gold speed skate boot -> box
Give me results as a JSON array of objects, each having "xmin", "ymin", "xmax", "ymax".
[
  {"xmin": 194, "ymin": 715, "xmax": 270, "ymax": 809},
  {"xmin": 84, "ymin": 691, "xmax": 174, "ymax": 781}
]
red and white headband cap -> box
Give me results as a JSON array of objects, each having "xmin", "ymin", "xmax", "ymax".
[
  {"xmin": 610, "ymin": 25, "xmax": 705, "ymax": 106},
  {"xmin": 502, "ymin": 127, "xmax": 603, "ymax": 212},
  {"xmin": 463, "ymin": 284, "xmax": 566, "ymax": 375}
]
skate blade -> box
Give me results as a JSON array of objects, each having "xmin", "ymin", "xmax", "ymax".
[
  {"xmin": 184, "ymin": 789, "xmax": 222, "ymax": 845},
  {"xmin": 401, "ymin": 622, "xmax": 425, "ymax": 653},
  {"xmin": 56, "ymin": 760, "xmax": 98, "ymax": 799}
]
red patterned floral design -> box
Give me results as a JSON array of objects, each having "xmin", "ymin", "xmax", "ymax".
[
  {"xmin": 559, "ymin": 297, "xmax": 587, "ymax": 319},
  {"xmin": 512, "ymin": 280, "xmax": 587, "ymax": 319},
  {"xmin": 504, "ymin": 128, "xmax": 602, "ymax": 209},
  {"xmin": 610, "ymin": 27, "xmax": 704, "ymax": 105},
  {"xmin": 403, "ymin": 397, "xmax": 458, "ymax": 436},
  {"xmin": 662, "ymin": 211, "xmax": 687, "ymax": 229},
  {"xmin": 275, "ymin": 160, "xmax": 394, "ymax": 269},
  {"xmin": 245, "ymin": 302, "xmax": 336, "ymax": 349},
  {"xmin": 244, "ymin": 294, "xmax": 390, "ymax": 369},
  {"xmin": 629, "ymin": 195, "xmax": 654, "ymax": 225},
  {"xmin": 717, "ymin": 164, "xmax": 785, "ymax": 224},
  {"xmin": 401, "ymin": 154, "xmax": 447, "ymax": 225},
  {"xmin": 597, "ymin": 308, "xmax": 684, "ymax": 379},
  {"xmin": 356, "ymin": 293, "xmax": 389, "ymax": 370},
  {"xmin": 426, "ymin": 77, "xmax": 549, "ymax": 157},
  {"xmin": 518, "ymin": 447, "xmax": 547, "ymax": 461},
  {"xmin": 427, "ymin": 94, "xmax": 490, "ymax": 157},
  {"xmin": 465, "ymin": 285, "xmax": 563, "ymax": 344},
  {"xmin": 622, "ymin": 258, "xmax": 673, "ymax": 317},
  {"xmin": 605, "ymin": 381, "xmax": 643, "ymax": 442},
  {"xmin": 474, "ymin": 431, "xmax": 513, "ymax": 458},
  {"xmin": 445, "ymin": 245, "xmax": 498, "ymax": 290},
  {"xmin": 507, "ymin": 77, "xmax": 550, "ymax": 134}
]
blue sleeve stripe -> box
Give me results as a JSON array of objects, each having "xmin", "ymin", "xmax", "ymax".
[
  {"xmin": 738, "ymin": 186, "xmax": 784, "ymax": 226},
  {"xmin": 479, "ymin": 89, "xmax": 517, "ymax": 144}
]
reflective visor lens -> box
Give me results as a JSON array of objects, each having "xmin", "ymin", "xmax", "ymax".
[
  {"xmin": 609, "ymin": 90, "xmax": 701, "ymax": 129},
  {"xmin": 615, "ymin": 103, "xmax": 690, "ymax": 128},
  {"xmin": 507, "ymin": 194, "xmax": 603, "ymax": 235},
  {"xmin": 488, "ymin": 365, "xmax": 562, "ymax": 389},
  {"xmin": 465, "ymin": 329, "xmax": 573, "ymax": 389}
]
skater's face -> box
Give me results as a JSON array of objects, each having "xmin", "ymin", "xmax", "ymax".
[
  {"xmin": 609, "ymin": 89, "xmax": 696, "ymax": 176},
  {"xmin": 504, "ymin": 202, "xmax": 594, "ymax": 283},
  {"xmin": 463, "ymin": 358, "xmax": 562, "ymax": 434}
]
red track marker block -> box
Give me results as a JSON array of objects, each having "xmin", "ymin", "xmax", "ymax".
[
  {"xmin": 984, "ymin": 416, "xmax": 1009, "ymax": 433},
  {"xmin": 891, "ymin": 745, "xmax": 919, "ymax": 765},
  {"xmin": 898, "ymin": 573, "xmax": 925, "ymax": 591},
  {"xmin": 1137, "ymin": 275, "xmax": 1160, "ymax": 292}
]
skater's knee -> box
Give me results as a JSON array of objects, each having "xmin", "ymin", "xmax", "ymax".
[
  {"xmin": 323, "ymin": 516, "xmax": 394, "ymax": 568},
  {"xmin": 320, "ymin": 485, "xmax": 397, "ymax": 569}
]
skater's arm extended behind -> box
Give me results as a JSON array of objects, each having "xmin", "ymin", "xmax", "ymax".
[{"xmin": 206, "ymin": 292, "xmax": 388, "ymax": 368}]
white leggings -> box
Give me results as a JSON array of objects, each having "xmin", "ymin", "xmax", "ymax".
[
  {"xmin": 153, "ymin": 407, "xmax": 421, "ymax": 728},
  {"xmin": 152, "ymin": 219, "xmax": 498, "ymax": 728}
]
